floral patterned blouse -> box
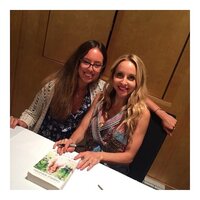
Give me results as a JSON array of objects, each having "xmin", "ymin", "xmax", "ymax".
[{"xmin": 38, "ymin": 89, "xmax": 91, "ymax": 142}]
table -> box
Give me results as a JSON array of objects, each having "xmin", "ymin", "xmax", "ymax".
[{"xmin": 10, "ymin": 126, "xmax": 152, "ymax": 193}]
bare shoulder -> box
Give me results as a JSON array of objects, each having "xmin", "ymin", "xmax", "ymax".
[
  {"xmin": 141, "ymin": 107, "xmax": 151, "ymax": 121},
  {"xmin": 136, "ymin": 108, "xmax": 150, "ymax": 129}
]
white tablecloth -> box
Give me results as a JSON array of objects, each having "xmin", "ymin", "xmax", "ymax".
[{"xmin": 10, "ymin": 126, "xmax": 152, "ymax": 194}]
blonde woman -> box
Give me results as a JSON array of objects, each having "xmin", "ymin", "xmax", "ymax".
[{"xmin": 54, "ymin": 54, "xmax": 151, "ymax": 175}]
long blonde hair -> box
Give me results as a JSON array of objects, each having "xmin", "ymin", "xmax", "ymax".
[{"xmin": 102, "ymin": 54, "xmax": 148, "ymax": 138}]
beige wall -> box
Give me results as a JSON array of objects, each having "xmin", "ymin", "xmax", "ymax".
[{"xmin": 10, "ymin": 10, "xmax": 190, "ymax": 189}]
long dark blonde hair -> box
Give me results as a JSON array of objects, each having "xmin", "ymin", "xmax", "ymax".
[
  {"xmin": 102, "ymin": 54, "xmax": 148, "ymax": 137},
  {"xmin": 45, "ymin": 40, "xmax": 107, "ymax": 120}
]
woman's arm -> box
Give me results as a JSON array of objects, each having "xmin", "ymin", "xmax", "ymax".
[
  {"xmin": 53, "ymin": 94, "xmax": 102, "ymax": 154},
  {"xmin": 74, "ymin": 108, "xmax": 150, "ymax": 171},
  {"xmin": 20, "ymin": 82, "xmax": 54, "ymax": 128},
  {"xmin": 10, "ymin": 81, "xmax": 54, "ymax": 129},
  {"xmin": 145, "ymin": 97, "xmax": 177, "ymax": 136},
  {"xmin": 10, "ymin": 83, "xmax": 50, "ymax": 129}
]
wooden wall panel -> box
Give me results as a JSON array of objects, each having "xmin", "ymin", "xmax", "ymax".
[
  {"xmin": 105, "ymin": 10, "xmax": 189, "ymax": 98},
  {"xmin": 10, "ymin": 11, "xmax": 23, "ymax": 99},
  {"xmin": 148, "ymin": 39, "xmax": 190, "ymax": 189},
  {"xmin": 44, "ymin": 10, "xmax": 115, "ymax": 63},
  {"xmin": 10, "ymin": 11, "xmax": 61, "ymax": 117}
]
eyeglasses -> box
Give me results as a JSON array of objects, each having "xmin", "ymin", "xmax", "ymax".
[{"xmin": 80, "ymin": 58, "xmax": 103, "ymax": 71}]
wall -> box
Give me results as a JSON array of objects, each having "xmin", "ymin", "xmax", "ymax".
[{"xmin": 10, "ymin": 10, "xmax": 190, "ymax": 189}]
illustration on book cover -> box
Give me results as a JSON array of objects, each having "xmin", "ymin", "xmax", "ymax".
[{"xmin": 34, "ymin": 150, "xmax": 76, "ymax": 181}]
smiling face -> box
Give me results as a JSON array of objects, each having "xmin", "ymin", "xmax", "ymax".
[
  {"xmin": 78, "ymin": 48, "xmax": 104, "ymax": 85},
  {"xmin": 112, "ymin": 60, "xmax": 137, "ymax": 100}
]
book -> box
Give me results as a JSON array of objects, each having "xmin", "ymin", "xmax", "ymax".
[{"xmin": 26, "ymin": 149, "xmax": 78, "ymax": 190}]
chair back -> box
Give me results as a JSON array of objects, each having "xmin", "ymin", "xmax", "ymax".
[{"xmin": 128, "ymin": 111, "xmax": 169, "ymax": 182}]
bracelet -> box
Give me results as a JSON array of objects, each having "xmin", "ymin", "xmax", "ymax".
[{"xmin": 154, "ymin": 107, "xmax": 162, "ymax": 113}]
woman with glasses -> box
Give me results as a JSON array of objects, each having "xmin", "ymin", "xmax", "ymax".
[
  {"xmin": 10, "ymin": 40, "xmax": 107, "ymax": 141},
  {"xmin": 10, "ymin": 40, "xmax": 177, "ymax": 141}
]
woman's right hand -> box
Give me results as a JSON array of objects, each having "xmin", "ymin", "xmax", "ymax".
[
  {"xmin": 10, "ymin": 116, "xmax": 28, "ymax": 129},
  {"xmin": 53, "ymin": 138, "xmax": 75, "ymax": 155}
]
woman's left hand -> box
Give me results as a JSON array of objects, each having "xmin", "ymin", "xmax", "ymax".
[{"xmin": 74, "ymin": 151, "xmax": 103, "ymax": 171}]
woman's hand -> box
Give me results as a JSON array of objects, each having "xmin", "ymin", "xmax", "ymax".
[
  {"xmin": 74, "ymin": 151, "xmax": 103, "ymax": 171},
  {"xmin": 53, "ymin": 138, "xmax": 75, "ymax": 155},
  {"xmin": 156, "ymin": 109, "xmax": 177, "ymax": 136},
  {"xmin": 10, "ymin": 116, "xmax": 28, "ymax": 129}
]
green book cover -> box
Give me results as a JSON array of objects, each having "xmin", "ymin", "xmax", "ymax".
[{"xmin": 26, "ymin": 150, "xmax": 78, "ymax": 190}]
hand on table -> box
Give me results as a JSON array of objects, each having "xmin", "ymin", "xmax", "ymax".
[
  {"xmin": 74, "ymin": 151, "xmax": 103, "ymax": 171},
  {"xmin": 10, "ymin": 116, "xmax": 28, "ymax": 129}
]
